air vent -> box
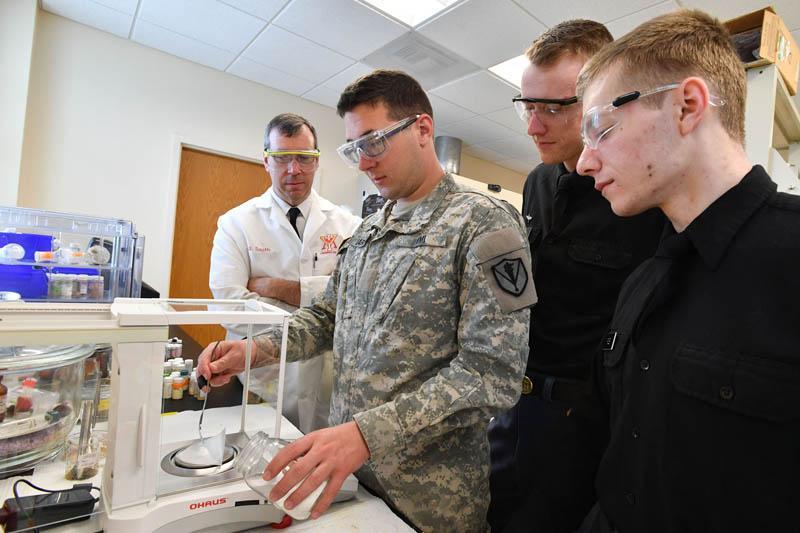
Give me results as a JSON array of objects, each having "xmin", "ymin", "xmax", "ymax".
[{"xmin": 363, "ymin": 33, "xmax": 479, "ymax": 89}]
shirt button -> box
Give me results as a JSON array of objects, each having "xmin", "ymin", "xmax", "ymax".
[
  {"xmin": 719, "ymin": 385, "xmax": 735, "ymax": 400},
  {"xmin": 625, "ymin": 492, "xmax": 636, "ymax": 506},
  {"xmin": 639, "ymin": 359, "xmax": 650, "ymax": 371},
  {"xmin": 632, "ymin": 427, "xmax": 640, "ymax": 439}
]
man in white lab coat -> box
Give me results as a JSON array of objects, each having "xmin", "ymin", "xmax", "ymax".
[{"xmin": 209, "ymin": 113, "xmax": 361, "ymax": 433}]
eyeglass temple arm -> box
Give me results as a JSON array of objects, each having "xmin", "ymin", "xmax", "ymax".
[{"xmin": 612, "ymin": 91, "xmax": 641, "ymax": 108}]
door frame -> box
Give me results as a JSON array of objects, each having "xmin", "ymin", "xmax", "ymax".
[{"xmin": 163, "ymin": 134, "xmax": 262, "ymax": 297}]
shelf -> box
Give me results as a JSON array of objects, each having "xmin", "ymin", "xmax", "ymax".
[
  {"xmin": 773, "ymin": 73, "xmax": 800, "ymax": 150},
  {"xmin": 0, "ymin": 259, "xmax": 121, "ymax": 271}
]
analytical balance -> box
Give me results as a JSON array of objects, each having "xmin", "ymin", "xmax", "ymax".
[{"xmin": 0, "ymin": 298, "xmax": 356, "ymax": 532}]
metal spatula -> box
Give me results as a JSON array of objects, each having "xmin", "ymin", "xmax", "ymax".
[{"xmin": 196, "ymin": 340, "xmax": 219, "ymax": 439}]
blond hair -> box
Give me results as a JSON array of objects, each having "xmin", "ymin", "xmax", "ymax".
[
  {"xmin": 576, "ymin": 9, "xmax": 746, "ymax": 144},
  {"xmin": 526, "ymin": 19, "xmax": 613, "ymax": 66}
]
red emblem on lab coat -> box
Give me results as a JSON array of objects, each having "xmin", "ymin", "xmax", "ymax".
[{"xmin": 320, "ymin": 234, "xmax": 339, "ymax": 254}]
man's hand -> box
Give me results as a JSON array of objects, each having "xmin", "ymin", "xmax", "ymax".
[
  {"xmin": 248, "ymin": 276, "xmax": 301, "ymax": 307},
  {"xmin": 264, "ymin": 421, "xmax": 370, "ymax": 519},
  {"xmin": 196, "ymin": 339, "xmax": 275, "ymax": 388}
]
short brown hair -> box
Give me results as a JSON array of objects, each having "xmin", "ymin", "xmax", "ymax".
[
  {"xmin": 526, "ymin": 19, "xmax": 613, "ymax": 66},
  {"xmin": 577, "ymin": 9, "xmax": 746, "ymax": 144},
  {"xmin": 336, "ymin": 69, "xmax": 433, "ymax": 121},
  {"xmin": 264, "ymin": 113, "xmax": 317, "ymax": 151}
]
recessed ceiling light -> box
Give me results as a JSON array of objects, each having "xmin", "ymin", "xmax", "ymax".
[
  {"xmin": 361, "ymin": 0, "xmax": 460, "ymax": 27},
  {"xmin": 489, "ymin": 54, "xmax": 530, "ymax": 89}
]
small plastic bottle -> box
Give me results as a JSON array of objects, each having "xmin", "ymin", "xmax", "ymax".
[
  {"xmin": 184, "ymin": 359, "xmax": 193, "ymax": 374},
  {"xmin": 163, "ymin": 361, "xmax": 172, "ymax": 377},
  {"xmin": 171, "ymin": 377, "xmax": 184, "ymax": 400},
  {"xmin": 15, "ymin": 378, "xmax": 37, "ymax": 418},
  {"xmin": 172, "ymin": 358, "xmax": 184, "ymax": 374},
  {"xmin": 162, "ymin": 376, "xmax": 172, "ymax": 400},
  {"xmin": 180, "ymin": 370, "xmax": 189, "ymax": 391}
]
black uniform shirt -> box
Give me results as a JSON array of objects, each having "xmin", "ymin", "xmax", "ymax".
[
  {"xmin": 523, "ymin": 163, "xmax": 664, "ymax": 379},
  {"xmin": 596, "ymin": 165, "xmax": 800, "ymax": 532}
]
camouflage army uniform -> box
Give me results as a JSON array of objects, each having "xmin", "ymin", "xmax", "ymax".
[{"xmin": 255, "ymin": 174, "xmax": 535, "ymax": 531}]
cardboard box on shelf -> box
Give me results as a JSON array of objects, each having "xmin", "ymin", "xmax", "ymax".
[{"xmin": 725, "ymin": 6, "xmax": 799, "ymax": 95}]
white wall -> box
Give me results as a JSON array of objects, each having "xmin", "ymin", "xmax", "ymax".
[
  {"xmin": 19, "ymin": 11, "xmax": 360, "ymax": 296},
  {"xmin": 18, "ymin": 11, "xmax": 527, "ymax": 297},
  {"xmin": 0, "ymin": 0, "xmax": 37, "ymax": 206}
]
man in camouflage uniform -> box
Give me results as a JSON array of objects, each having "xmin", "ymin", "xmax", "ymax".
[{"xmin": 198, "ymin": 69, "xmax": 535, "ymax": 531}]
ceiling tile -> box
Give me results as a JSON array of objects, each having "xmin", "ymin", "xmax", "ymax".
[
  {"xmin": 132, "ymin": 20, "xmax": 236, "ymax": 70},
  {"xmin": 218, "ymin": 0, "xmax": 289, "ymax": 21},
  {"xmin": 417, "ymin": 0, "xmax": 546, "ymax": 68},
  {"xmin": 681, "ymin": 0, "xmax": 800, "ymax": 31},
  {"xmin": 42, "ymin": 0, "xmax": 134, "ymax": 38},
  {"xmin": 429, "ymin": 95, "xmax": 476, "ymax": 126},
  {"xmin": 606, "ymin": 1, "xmax": 678, "ymax": 38},
  {"xmin": 244, "ymin": 25, "xmax": 354, "ymax": 84},
  {"xmin": 484, "ymin": 107, "xmax": 526, "ymax": 134},
  {"xmin": 322, "ymin": 62, "xmax": 375, "ymax": 92},
  {"xmin": 514, "ymin": 0, "xmax": 668, "ymax": 27},
  {"xmin": 431, "ymin": 71, "xmax": 518, "ymax": 115},
  {"xmin": 138, "ymin": 0, "xmax": 266, "ymax": 52},
  {"xmin": 480, "ymin": 135, "xmax": 537, "ymax": 160},
  {"xmin": 362, "ymin": 32, "xmax": 480, "ymax": 90},
  {"xmin": 302, "ymin": 85, "xmax": 341, "ymax": 108},
  {"xmin": 272, "ymin": 0, "xmax": 408, "ymax": 59},
  {"xmin": 91, "ymin": 0, "xmax": 139, "ymax": 15},
  {"xmin": 228, "ymin": 57, "xmax": 315, "ymax": 95},
  {"xmin": 497, "ymin": 158, "xmax": 538, "ymax": 174},
  {"xmin": 463, "ymin": 144, "xmax": 510, "ymax": 162},
  {"xmin": 435, "ymin": 115, "xmax": 517, "ymax": 145}
]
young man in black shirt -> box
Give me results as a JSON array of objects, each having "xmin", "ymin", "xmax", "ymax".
[
  {"xmin": 487, "ymin": 20, "xmax": 664, "ymax": 533},
  {"xmin": 576, "ymin": 9, "xmax": 800, "ymax": 532}
]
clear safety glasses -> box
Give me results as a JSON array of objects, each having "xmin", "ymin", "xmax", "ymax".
[
  {"xmin": 264, "ymin": 149, "xmax": 320, "ymax": 170},
  {"xmin": 581, "ymin": 83, "xmax": 726, "ymax": 149},
  {"xmin": 336, "ymin": 115, "xmax": 420, "ymax": 168},
  {"xmin": 512, "ymin": 95, "xmax": 579, "ymax": 126}
]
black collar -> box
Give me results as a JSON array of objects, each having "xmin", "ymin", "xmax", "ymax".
[{"xmin": 658, "ymin": 165, "xmax": 775, "ymax": 270}]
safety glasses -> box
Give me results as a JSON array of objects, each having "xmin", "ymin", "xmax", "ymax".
[
  {"xmin": 264, "ymin": 149, "xmax": 320, "ymax": 170},
  {"xmin": 336, "ymin": 115, "xmax": 420, "ymax": 168},
  {"xmin": 581, "ymin": 83, "xmax": 726, "ymax": 149},
  {"xmin": 512, "ymin": 95, "xmax": 579, "ymax": 125}
]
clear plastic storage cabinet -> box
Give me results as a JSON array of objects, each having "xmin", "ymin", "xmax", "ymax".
[{"xmin": 0, "ymin": 206, "xmax": 144, "ymax": 303}]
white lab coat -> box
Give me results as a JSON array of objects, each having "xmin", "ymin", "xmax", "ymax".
[{"xmin": 209, "ymin": 187, "xmax": 361, "ymax": 433}]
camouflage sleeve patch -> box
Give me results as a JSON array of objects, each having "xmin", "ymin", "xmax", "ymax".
[{"xmin": 473, "ymin": 227, "xmax": 537, "ymax": 313}]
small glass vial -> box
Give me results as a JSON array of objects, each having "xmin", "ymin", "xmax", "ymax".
[
  {"xmin": 76, "ymin": 274, "xmax": 89, "ymax": 298},
  {"xmin": 65, "ymin": 433, "xmax": 99, "ymax": 480},
  {"xmin": 60, "ymin": 275, "xmax": 74, "ymax": 299},
  {"xmin": 189, "ymin": 371, "xmax": 198, "ymax": 398},
  {"xmin": 171, "ymin": 377, "xmax": 184, "ymax": 400},
  {"xmin": 47, "ymin": 273, "xmax": 61, "ymax": 299},
  {"xmin": 0, "ymin": 376, "xmax": 7, "ymax": 423},
  {"xmin": 87, "ymin": 275, "xmax": 104, "ymax": 300}
]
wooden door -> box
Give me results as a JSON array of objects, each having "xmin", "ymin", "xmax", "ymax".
[{"xmin": 170, "ymin": 147, "xmax": 269, "ymax": 347}]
